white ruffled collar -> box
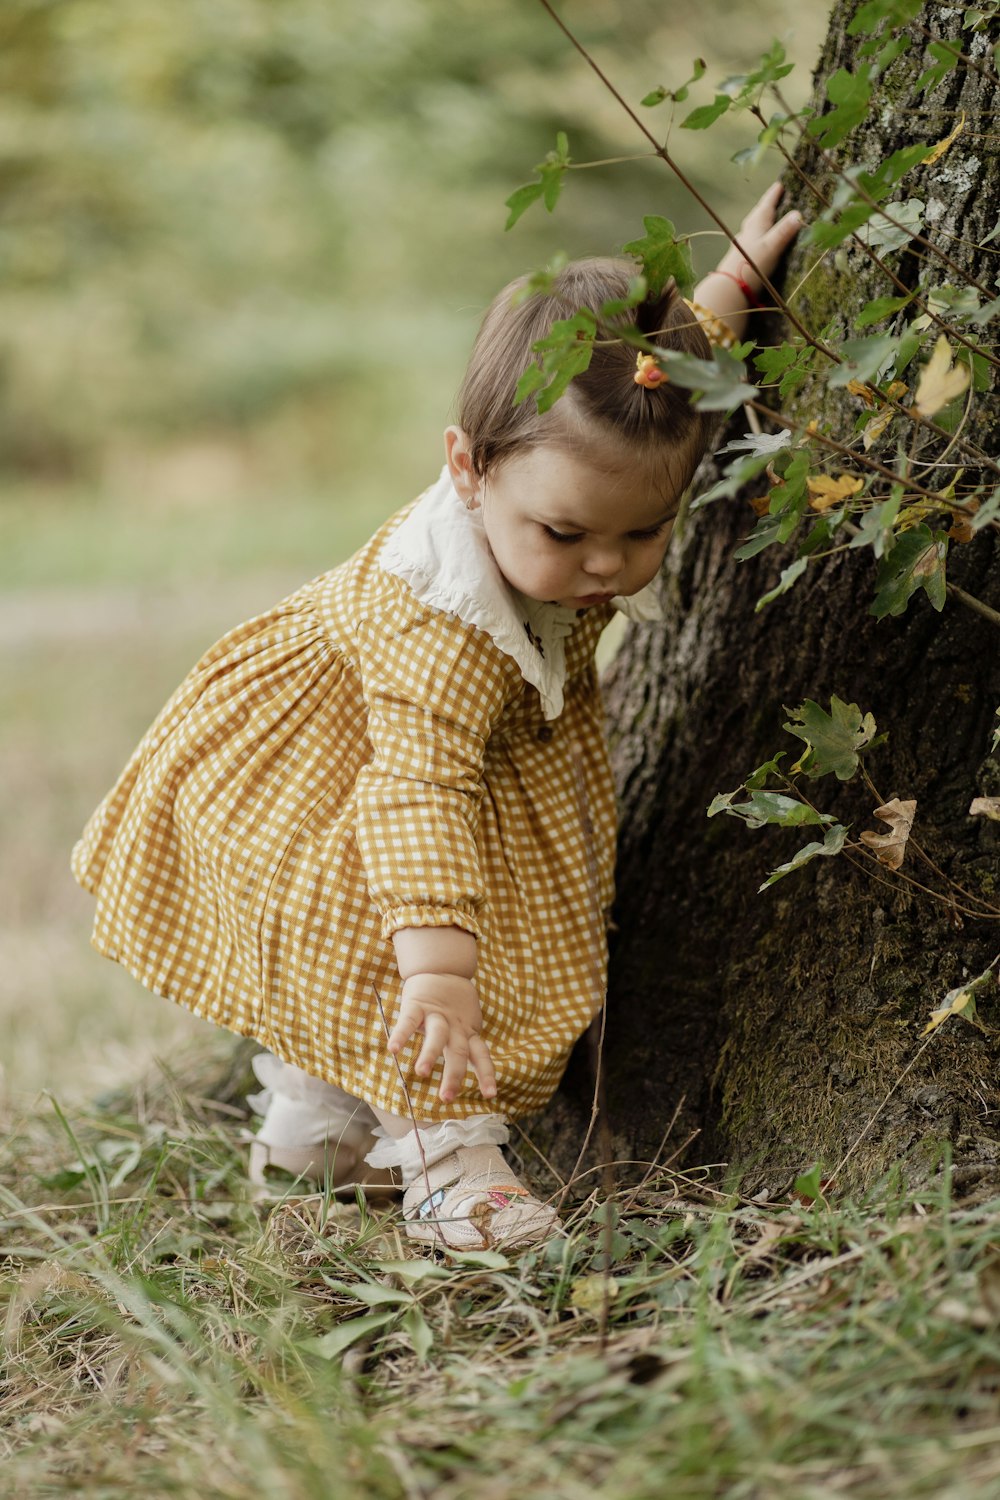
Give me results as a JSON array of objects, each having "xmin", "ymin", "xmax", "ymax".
[{"xmin": 378, "ymin": 467, "xmax": 662, "ymax": 720}]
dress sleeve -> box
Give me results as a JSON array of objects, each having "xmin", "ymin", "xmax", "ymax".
[
  {"xmin": 683, "ymin": 297, "xmax": 739, "ymax": 351},
  {"xmin": 353, "ymin": 588, "xmax": 522, "ymax": 941}
]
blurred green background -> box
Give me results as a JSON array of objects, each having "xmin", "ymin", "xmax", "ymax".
[{"xmin": 0, "ymin": 0, "xmax": 826, "ymax": 1104}]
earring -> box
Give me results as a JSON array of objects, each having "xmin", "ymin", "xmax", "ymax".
[{"xmin": 465, "ymin": 493, "xmax": 479, "ymax": 510}]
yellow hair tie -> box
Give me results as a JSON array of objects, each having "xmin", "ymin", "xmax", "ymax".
[{"xmin": 634, "ymin": 353, "xmax": 668, "ymax": 389}]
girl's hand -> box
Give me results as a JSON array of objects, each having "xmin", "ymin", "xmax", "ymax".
[
  {"xmin": 389, "ymin": 972, "xmax": 498, "ymax": 1104},
  {"xmin": 714, "ymin": 181, "xmax": 803, "ymax": 298}
]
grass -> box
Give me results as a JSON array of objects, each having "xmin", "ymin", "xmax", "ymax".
[{"xmin": 3, "ymin": 1048, "xmax": 1000, "ymax": 1500}]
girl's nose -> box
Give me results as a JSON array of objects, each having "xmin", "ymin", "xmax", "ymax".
[{"xmin": 583, "ymin": 546, "xmax": 624, "ymax": 579}]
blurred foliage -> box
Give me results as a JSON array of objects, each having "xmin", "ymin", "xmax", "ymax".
[{"xmin": 0, "ymin": 0, "xmax": 825, "ymax": 487}]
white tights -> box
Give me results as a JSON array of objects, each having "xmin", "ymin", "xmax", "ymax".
[{"xmin": 248, "ymin": 1052, "xmax": 508, "ymax": 1186}]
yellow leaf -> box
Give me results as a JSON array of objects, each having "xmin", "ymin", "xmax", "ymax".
[
  {"xmin": 859, "ymin": 797, "xmax": 917, "ymax": 870},
  {"xmin": 570, "ymin": 1274, "xmax": 619, "ymax": 1314},
  {"xmin": 806, "ymin": 473, "xmax": 864, "ymax": 511},
  {"xmin": 862, "ymin": 408, "xmax": 894, "ymax": 450},
  {"xmin": 970, "ymin": 797, "xmax": 1000, "ymax": 822},
  {"xmin": 846, "ymin": 378, "xmax": 877, "ymax": 408},
  {"xmin": 921, "ymin": 986, "xmax": 972, "ymax": 1037},
  {"xmin": 914, "ymin": 335, "xmax": 970, "ymax": 417},
  {"xmin": 923, "ymin": 111, "xmax": 966, "ymax": 167}
]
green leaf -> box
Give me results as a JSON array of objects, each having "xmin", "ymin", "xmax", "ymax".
[
  {"xmin": 847, "ymin": 0, "xmax": 922, "ymax": 35},
  {"xmin": 855, "ymin": 293, "xmax": 913, "ymax": 329},
  {"xmin": 916, "ymin": 40, "xmax": 959, "ymax": 94},
  {"xmin": 848, "ymin": 487, "xmax": 902, "ymax": 559},
  {"xmin": 868, "ymin": 34, "xmax": 909, "ymax": 71},
  {"xmin": 516, "ymin": 310, "xmax": 596, "ymax": 413},
  {"xmin": 402, "ymin": 1305, "xmax": 434, "ymax": 1361},
  {"xmin": 643, "ymin": 58, "xmax": 706, "ymax": 106},
  {"xmin": 622, "ymin": 216, "xmax": 694, "ymax": 297},
  {"xmin": 504, "ymin": 134, "xmax": 571, "ymax": 230},
  {"xmin": 309, "ymin": 1310, "xmax": 396, "ymax": 1360},
  {"xmin": 729, "ymin": 40, "xmax": 795, "ymax": 96},
  {"xmin": 793, "ymin": 1163, "xmax": 827, "ymax": 1205},
  {"xmin": 827, "ymin": 335, "xmax": 901, "ymax": 388},
  {"xmin": 708, "ymin": 788, "xmax": 833, "ymax": 830},
  {"xmin": 754, "ymin": 344, "xmax": 800, "ymax": 380},
  {"xmin": 759, "ymin": 823, "xmax": 849, "ymax": 890},
  {"xmin": 446, "ymin": 1248, "xmax": 512, "ymax": 1270},
  {"xmin": 859, "ymin": 198, "xmax": 925, "ymax": 253},
  {"xmin": 807, "ymin": 68, "xmax": 872, "ymax": 148},
  {"xmin": 866, "ymin": 144, "xmax": 934, "ymax": 194},
  {"xmin": 504, "ymin": 181, "xmax": 544, "ymax": 231},
  {"xmin": 971, "ymin": 485, "xmax": 1000, "ymax": 532},
  {"xmin": 870, "ymin": 525, "xmax": 948, "ymax": 618},
  {"xmin": 681, "ymin": 94, "xmax": 731, "ymax": 130},
  {"xmin": 346, "ymin": 1283, "xmax": 414, "ymax": 1307},
  {"xmin": 513, "ymin": 364, "xmax": 547, "ymax": 405},
  {"xmin": 732, "ymin": 111, "xmax": 792, "ymax": 168},
  {"xmin": 600, "ymin": 275, "xmax": 648, "ymax": 318},
  {"xmin": 755, "ymin": 557, "xmax": 808, "ymax": 612},
  {"xmin": 653, "ymin": 345, "xmax": 757, "ymax": 411},
  {"xmin": 971, "ymin": 295, "xmax": 1000, "ymax": 327},
  {"xmin": 745, "ymin": 753, "xmax": 787, "ymax": 789},
  {"xmin": 690, "ymin": 450, "xmax": 772, "ymax": 510},
  {"xmin": 783, "ymin": 696, "xmax": 877, "ymax": 780},
  {"xmin": 735, "ymin": 513, "xmax": 784, "ymax": 560},
  {"xmin": 373, "ymin": 1259, "xmax": 452, "ymax": 1283},
  {"xmin": 991, "ymin": 708, "xmax": 1000, "ymax": 755},
  {"xmin": 754, "ymin": 341, "xmax": 818, "ymax": 400}
]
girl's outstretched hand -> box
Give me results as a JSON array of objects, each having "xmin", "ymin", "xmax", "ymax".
[
  {"xmin": 389, "ymin": 973, "xmax": 498, "ymax": 1105},
  {"xmin": 716, "ymin": 180, "xmax": 803, "ymax": 297}
]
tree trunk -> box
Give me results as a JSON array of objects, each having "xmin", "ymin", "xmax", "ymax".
[{"xmin": 543, "ymin": 1, "xmax": 1000, "ymax": 1198}]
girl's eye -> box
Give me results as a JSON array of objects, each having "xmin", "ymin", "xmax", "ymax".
[
  {"xmin": 628, "ymin": 521, "xmax": 670, "ymax": 541},
  {"xmin": 542, "ymin": 525, "xmax": 585, "ymax": 544}
]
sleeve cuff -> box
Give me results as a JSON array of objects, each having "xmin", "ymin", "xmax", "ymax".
[{"xmin": 380, "ymin": 905, "xmax": 482, "ymax": 942}]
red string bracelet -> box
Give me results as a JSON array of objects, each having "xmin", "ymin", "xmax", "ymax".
[{"xmin": 707, "ymin": 268, "xmax": 767, "ymax": 310}]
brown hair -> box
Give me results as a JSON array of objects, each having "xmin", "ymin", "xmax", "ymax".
[{"xmin": 456, "ymin": 257, "xmax": 716, "ymax": 498}]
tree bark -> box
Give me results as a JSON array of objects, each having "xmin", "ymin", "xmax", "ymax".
[{"xmin": 542, "ymin": 1, "xmax": 1000, "ymax": 1198}]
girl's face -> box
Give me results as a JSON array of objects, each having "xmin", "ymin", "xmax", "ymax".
[{"xmin": 445, "ymin": 428, "xmax": 678, "ymax": 607}]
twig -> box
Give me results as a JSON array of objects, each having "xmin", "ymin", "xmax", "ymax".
[
  {"xmin": 567, "ymin": 743, "xmax": 617, "ymax": 1351},
  {"xmin": 947, "ymin": 583, "xmax": 1000, "ymax": 632},
  {"xmin": 372, "ymin": 986, "xmax": 441, "ymax": 1249}
]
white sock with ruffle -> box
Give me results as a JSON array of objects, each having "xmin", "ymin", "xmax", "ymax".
[{"xmin": 364, "ymin": 1114, "xmax": 509, "ymax": 1185}]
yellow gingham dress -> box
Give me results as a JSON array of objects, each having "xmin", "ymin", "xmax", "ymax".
[{"xmin": 72, "ymin": 470, "xmax": 661, "ymax": 1122}]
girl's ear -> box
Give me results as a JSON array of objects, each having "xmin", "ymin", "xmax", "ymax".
[{"xmin": 444, "ymin": 426, "xmax": 480, "ymax": 506}]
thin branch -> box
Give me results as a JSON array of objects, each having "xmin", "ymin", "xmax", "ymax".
[
  {"xmin": 745, "ymin": 399, "xmax": 959, "ymax": 506},
  {"xmin": 534, "ymin": 0, "xmax": 839, "ymax": 362},
  {"xmin": 568, "ymin": 152, "xmax": 659, "ymax": 170},
  {"xmin": 946, "ymin": 582, "xmax": 1000, "ymax": 631}
]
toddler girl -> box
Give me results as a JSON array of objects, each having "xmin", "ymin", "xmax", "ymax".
[{"xmin": 73, "ymin": 185, "xmax": 800, "ymax": 1251}]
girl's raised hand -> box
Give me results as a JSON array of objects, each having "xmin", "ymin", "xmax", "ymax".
[
  {"xmin": 389, "ymin": 972, "xmax": 498, "ymax": 1105},
  {"xmin": 718, "ymin": 180, "xmax": 803, "ymax": 296}
]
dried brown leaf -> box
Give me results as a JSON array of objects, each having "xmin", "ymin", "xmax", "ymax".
[
  {"xmin": 858, "ymin": 797, "xmax": 917, "ymax": 870},
  {"xmin": 969, "ymin": 797, "xmax": 1000, "ymax": 822}
]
